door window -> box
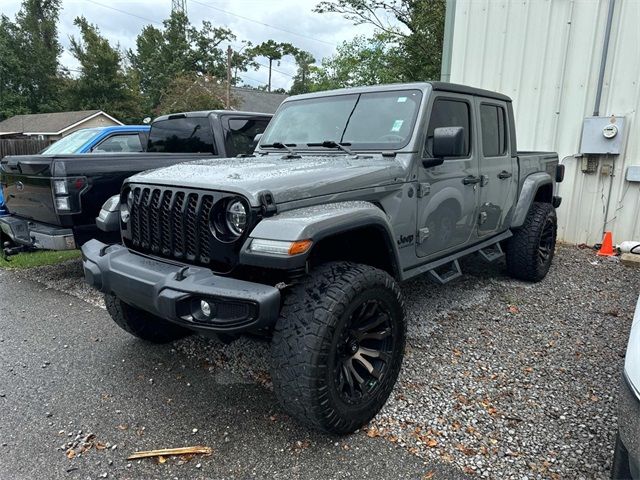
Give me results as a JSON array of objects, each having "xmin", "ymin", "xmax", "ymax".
[
  {"xmin": 425, "ymin": 99, "xmax": 471, "ymax": 158},
  {"xmin": 479, "ymin": 104, "xmax": 507, "ymax": 157},
  {"xmin": 93, "ymin": 134, "xmax": 143, "ymax": 153},
  {"xmin": 147, "ymin": 117, "xmax": 216, "ymax": 154},
  {"xmin": 226, "ymin": 118, "xmax": 270, "ymax": 156}
]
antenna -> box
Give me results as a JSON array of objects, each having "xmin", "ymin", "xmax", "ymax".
[{"xmin": 171, "ymin": 0, "xmax": 187, "ymax": 17}]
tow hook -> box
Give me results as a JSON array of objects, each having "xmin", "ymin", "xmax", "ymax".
[{"xmin": 3, "ymin": 242, "xmax": 29, "ymax": 261}]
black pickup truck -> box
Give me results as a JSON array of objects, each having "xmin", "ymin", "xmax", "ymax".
[{"xmin": 0, "ymin": 111, "xmax": 271, "ymax": 254}]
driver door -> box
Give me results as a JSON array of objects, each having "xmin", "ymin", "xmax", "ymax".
[{"xmin": 415, "ymin": 95, "xmax": 480, "ymax": 259}]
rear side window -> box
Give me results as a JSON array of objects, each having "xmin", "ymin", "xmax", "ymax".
[
  {"xmin": 226, "ymin": 117, "xmax": 270, "ymax": 156},
  {"xmin": 479, "ymin": 104, "xmax": 507, "ymax": 157},
  {"xmin": 147, "ymin": 117, "xmax": 215, "ymax": 154},
  {"xmin": 425, "ymin": 99, "xmax": 471, "ymax": 157},
  {"xmin": 93, "ymin": 134, "xmax": 143, "ymax": 153}
]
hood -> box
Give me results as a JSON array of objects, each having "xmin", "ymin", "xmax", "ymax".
[{"xmin": 129, "ymin": 153, "xmax": 408, "ymax": 205}]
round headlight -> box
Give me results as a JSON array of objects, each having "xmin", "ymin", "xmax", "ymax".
[
  {"xmin": 226, "ymin": 200, "xmax": 247, "ymax": 236},
  {"xmin": 126, "ymin": 190, "xmax": 134, "ymax": 208}
]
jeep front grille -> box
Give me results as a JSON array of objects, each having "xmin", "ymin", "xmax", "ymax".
[{"xmin": 126, "ymin": 185, "xmax": 236, "ymax": 271}]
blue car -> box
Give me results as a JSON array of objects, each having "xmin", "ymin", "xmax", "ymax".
[
  {"xmin": 40, "ymin": 125, "xmax": 150, "ymax": 155},
  {"xmin": 0, "ymin": 125, "xmax": 149, "ymax": 215}
]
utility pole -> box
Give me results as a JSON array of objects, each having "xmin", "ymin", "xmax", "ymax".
[
  {"xmin": 226, "ymin": 45, "xmax": 232, "ymax": 109},
  {"xmin": 267, "ymin": 58, "xmax": 272, "ymax": 92},
  {"xmin": 171, "ymin": 0, "xmax": 187, "ymax": 16}
]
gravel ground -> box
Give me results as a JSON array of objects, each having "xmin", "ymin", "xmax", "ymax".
[{"xmin": 18, "ymin": 245, "xmax": 640, "ymax": 479}]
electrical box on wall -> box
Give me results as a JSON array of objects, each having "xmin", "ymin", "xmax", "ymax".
[
  {"xmin": 627, "ymin": 166, "xmax": 640, "ymax": 182},
  {"xmin": 579, "ymin": 116, "xmax": 625, "ymax": 155}
]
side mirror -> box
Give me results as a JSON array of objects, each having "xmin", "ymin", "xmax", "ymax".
[
  {"xmin": 422, "ymin": 126, "xmax": 465, "ymax": 168},
  {"xmin": 433, "ymin": 126, "xmax": 465, "ymax": 158}
]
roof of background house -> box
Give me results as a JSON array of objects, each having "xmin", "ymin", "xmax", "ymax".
[
  {"xmin": 0, "ymin": 110, "xmax": 123, "ymax": 135},
  {"xmin": 231, "ymin": 87, "xmax": 288, "ymax": 114}
]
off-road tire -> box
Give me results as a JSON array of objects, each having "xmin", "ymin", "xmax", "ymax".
[
  {"xmin": 506, "ymin": 202, "xmax": 557, "ymax": 282},
  {"xmin": 271, "ymin": 262, "xmax": 406, "ymax": 435},
  {"xmin": 611, "ymin": 432, "xmax": 632, "ymax": 479},
  {"xmin": 105, "ymin": 294, "xmax": 191, "ymax": 343}
]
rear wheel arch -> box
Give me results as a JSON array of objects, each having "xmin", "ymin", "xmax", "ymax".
[
  {"xmin": 511, "ymin": 173, "xmax": 554, "ymax": 229},
  {"xmin": 533, "ymin": 183, "xmax": 553, "ymax": 204}
]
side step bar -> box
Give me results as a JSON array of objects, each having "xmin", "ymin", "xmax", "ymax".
[
  {"xmin": 428, "ymin": 259, "xmax": 462, "ymax": 285},
  {"xmin": 477, "ymin": 243, "xmax": 504, "ymax": 263}
]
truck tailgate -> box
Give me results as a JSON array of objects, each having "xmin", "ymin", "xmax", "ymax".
[{"xmin": 1, "ymin": 155, "xmax": 59, "ymax": 224}]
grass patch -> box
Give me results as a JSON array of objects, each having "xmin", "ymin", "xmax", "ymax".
[{"xmin": 0, "ymin": 249, "xmax": 81, "ymax": 270}]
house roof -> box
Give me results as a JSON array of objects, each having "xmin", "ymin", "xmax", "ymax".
[
  {"xmin": 0, "ymin": 110, "xmax": 123, "ymax": 135},
  {"xmin": 231, "ymin": 87, "xmax": 288, "ymax": 114}
]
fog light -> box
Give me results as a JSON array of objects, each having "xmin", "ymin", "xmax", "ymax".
[{"xmin": 200, "ymin": 300, "xmax": 212, "ymax": 318}]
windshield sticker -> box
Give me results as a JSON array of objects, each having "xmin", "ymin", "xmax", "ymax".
[
  {"xmin": 391, "ymin": 120, "xmax": 404, "ymax": 132},
  {"xmin": 397, "ymin": 96, "xmax": 407, "ymax": 103}
]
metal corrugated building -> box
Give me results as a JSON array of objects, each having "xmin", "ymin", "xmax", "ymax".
[{"xmin": 444, "ymin": 0, "xmax": 640, "ymax": 245}]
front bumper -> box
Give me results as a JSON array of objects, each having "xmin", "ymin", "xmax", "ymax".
[
  {"xmin": 0, "ymin": 215, "xmax": 76, "ymax": 250},
  {"xmin": 619, "ymin": 373, "xmax": 640, "ymax": 478},
  {"xmin": 81, "ymin": 240, "xmax": 281, "ymax": 334}
]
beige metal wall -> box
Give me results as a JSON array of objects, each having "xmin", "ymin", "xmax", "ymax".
[{"xmin": 449, "ymin": 0, "xmax": 640, "ymax": 244}]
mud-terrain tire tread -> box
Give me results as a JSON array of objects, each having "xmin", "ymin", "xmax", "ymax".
[
  {"xmin": 105, "ymin": 294, "xmax": 191, "ymax": 343},
  {"xmin": 506, "ymin": 201, "xmax": 557, "ymax": 282},
  {"xmin": 271, "ymin": 262, "xmax": 406, "ymax": 434}
]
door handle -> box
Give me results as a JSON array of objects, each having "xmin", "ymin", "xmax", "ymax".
[
  {"xmin": 498, "ymin": 170, "xmax": 512, "ymax": 179},
  {"xmin": 462, "ymin": 175, "xmax": 481, "ymax": 185}
]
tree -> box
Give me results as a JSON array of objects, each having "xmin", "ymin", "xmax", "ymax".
[
  {"xmin": 155, "ymin": 73, "xmax": 228, "ymax": 115},
  {"xmin": 289, "ymin": 50, "xmax": 316, "ymax": 95},
  {"xmin": 305, "ymin": 34, "xmax": 399, "ymax": 91},
  {"xmin": 129, "ymin": 11, "xmax": 234, "ymax": 111},
  {"xmin": 0, "ymin": 15, "xmax": 27, "ymax": 119},
  {"xmin": 248, "ymin": 40, "xmax": 296, "ymax": 92},
  {"xmin": 6, "ymin": 0, "xmax": 64, "ymax": 114},
  {"xmin": 67, "ymin": 17, "xmax": 142, "ymax": 123},
  {"xmin": 230, "ymin": 41, "xmax": 259, "ymax": 86},
  {"xmin": 315, "ymin": 0, "xmax": 446, "ymax": 81}
]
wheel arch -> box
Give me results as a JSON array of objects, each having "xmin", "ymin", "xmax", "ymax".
[
  {"xmin": 241, "ymin": 201, "xmax": 402, "ymax": 278},
  {"xmin": 511, "ymin": 172, "xmax": 554, "ymax": 229}
]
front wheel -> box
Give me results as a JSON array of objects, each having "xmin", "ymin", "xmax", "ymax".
[
  {"xmin": 105, "ymin": 294, "xmax": 191, "ymax": 343},
  {"xmin": 271, "ymin": 262, "xmax": 406, "ymax": 434},
  {"xmin": 506, "ymin": 202, "xmax": 557, "ymax": 282}
]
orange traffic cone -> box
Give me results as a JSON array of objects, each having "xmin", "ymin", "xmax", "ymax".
[{"xmin": 597, "ymin": 231, "xmax": 616, "ymax": 256}]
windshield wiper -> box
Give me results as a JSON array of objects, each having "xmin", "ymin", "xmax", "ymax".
[
  {"xmin": 260, "ymin": 142, "xmax": 299, "ymax": 157},
  {"xmin": 307, "ymin": 140, "xmax": 355, "ymax": 156}
]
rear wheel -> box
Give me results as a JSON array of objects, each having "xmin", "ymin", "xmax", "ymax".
[
  {"xmin": 105, "ymin": 294, "xmax": 191, "ymax": 343},
  {"xmin": 506, "ymin": 202, "xmax": 557, "ymax": 282},
  {"xmin": 271, "ymin": 262, "xmax": 406, "ymax": 434}
]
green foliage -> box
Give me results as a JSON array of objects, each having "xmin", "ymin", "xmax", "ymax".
[
  {"xmin": 0, "ymin": 249, "xmax": 81, "ymax": 270},
  {"xmin": 67, "ymin": 17, "xmax": 142, "ymax": 123},
  {"xmin": 306, "ymin": 34, "xmax": 399, "ymax": 91},
  {"xmin": 0, "ymin": 15, "xmax": 28, "ymax": 119},
  {"xmin": 315, "ymin": 0, "xmax": 446, "ymax": 82},
  {"xmin": 155, "ymin": 73, "xmax": 227, "ymax": 116},
  {"xmin": 129, "ymin": 11, "xmax": 234, "ymax": 111},
  {"xmin": 0, "ymin": 0, "xmax": 448, "ymax": 123},
  {"xmin": 248, "ymin": 40, "xmax": 297, "ymax": 92},
  {"xmin": 289, "ymin": 50, "xmax": 317, "ymax": 95},
  {"xmin": 0, "ymin": 0, "xmax": 64, "ymax": 118}
]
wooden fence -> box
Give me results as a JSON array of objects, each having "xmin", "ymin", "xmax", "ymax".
[{"xmin": 0, "ymin": 138, "xmax": 52, "ymax": 159}]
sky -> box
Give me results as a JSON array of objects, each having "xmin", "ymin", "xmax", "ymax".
[{"xmin": 1, "ymin": 0, "xmax": 380, "ymax": 91}]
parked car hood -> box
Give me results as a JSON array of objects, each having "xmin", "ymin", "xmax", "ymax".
[{"xmin": 129, "ymin": 154, "xmax": 408, "ymax": 205}]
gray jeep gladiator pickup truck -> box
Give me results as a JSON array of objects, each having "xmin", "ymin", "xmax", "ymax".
[{"xmin": 82, "ymin": 82, "xmax": 564, "ymax": 434}]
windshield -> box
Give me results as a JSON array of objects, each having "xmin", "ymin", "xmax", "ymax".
[
  {"xmin": 260, "ymin": 89, "xmax": 422, "ymax": 150},
  {"xmin": 147, "ymin": 117, "xmax": 215, "ymax": 154},
  {"xmin": 41, "ymin": 129, "xmax": 101, "ymax": 154}
]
